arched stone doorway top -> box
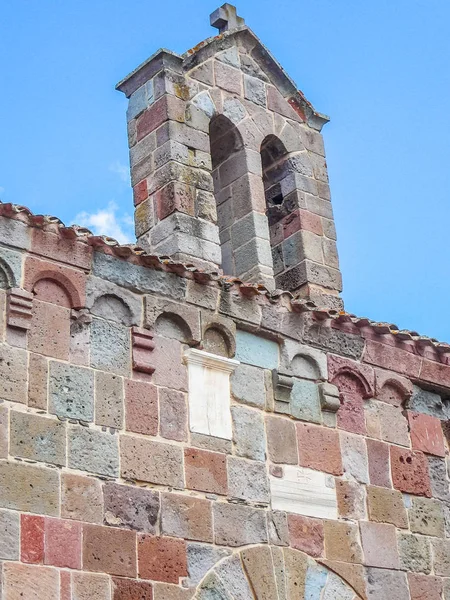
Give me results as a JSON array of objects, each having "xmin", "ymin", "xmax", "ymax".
[{"xmin": 194, "ymin": 545, "xmax": 363, "ymax": 599}]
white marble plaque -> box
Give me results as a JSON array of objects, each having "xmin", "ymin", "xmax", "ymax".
[
  {"xmin": 184, "ymin": 348, "xmax": 239, "ymax": 440},
  {"xmin": 270, "ymin": 465, "xmax": 337, "ymax": 519}
]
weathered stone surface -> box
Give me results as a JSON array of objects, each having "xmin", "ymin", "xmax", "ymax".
[
  {"xmin": 121, "ymin": 435, "xmax": 183, "ymax": 487},
  {"xmin": 213, "ymin": 503, "xmax": 267, "ymax": 547},
  {"xmin": 69, "ymin": 426, "xmax": 119, "ymax": 477},
  {"xmin": 0, "ymin": 509, "xmax": 19, "ymax": 560},
  {"xmin": 187, "ymin": 543, "xmax": 230, "ymax": 585},
  {"xmin": 336, "ymin": 480, "xmax": 366, "ymax": 520},
  {"xmin": 113, "ymin": 578, "xmax": 154, "ymax": 600},
  {"xmin": 138, "ymin": 535, "xmax": 187, "ymax": 583},
  {"xmin": 95, "ymin": 371, "xmax": 124, "ymax": 429},
  {"xmin": 366, "ymin": 568, "xmax": 410, "ymax": 600},
  {"xmin": 324, "ymin": 520, "xmax": 362, "ymax": 564},
  {"xmin": 398, "ymin": 532, "xmax": 431, "ymax": 574},
  {"xmin": 408, "ymin": 573, "xmax": 443, "ymax": 600},
  {"xmin": 340, "ymin": 432, "xmax": 369, "ymax": 484},
  {"xmin": 297, "ymin": 423, "xmax": 343, "ymax": 475},
  {"xmin": 287, "ymin": 514, "xmax": 324, "ymax": 558},
  {"xmin": 83, "ymin": 524, "xmax": 137, "ymax": 578},
  {"xmin": 61, "ymin": 473, "xmax": 103, "ymax": 524},
  {"xmin": 104, "ymin": 482, "xmax": 159, "ymax": 533},
  {"xmin": 267, "ymin": 511, "xmax": 289, "ymax": 547},
  {"xmin": 161, "ymin": 493, "xmax": 213, "ymax": 543},
  {"xmin": 235, "ymin": 330, "xmax": 279, "ymax": 369},
  {"xmin": 408, "ymin": 385, "xmax": 449, "ymax": 420},
  {"xmin": 45, "ymin": 517, "xmax": 81, "ymax": 569},
  {"xmin": 428, "ymin": 456, "xmax": 450, "ymax": 501},
  {"xmin": 0, "ymin": 461, "xmax": 59, "ymax": 516},
  {"xmin": 153, "ymin": 583, "xmax": 194, "ymax": 600},
  {"xmin": 72, "ymin": 572, "xmax": 111, "ymax": 600},
  {"xmin": 409, "ymin": 497, "xmax": 445, "ymax": 537},
  {"xmin": 390, "ymin": 446, "xmax": 432, "ymax": 497},
  {"xmin": 3, "ymin": 563, "xmax": 59, "ymax": 600},
  {"xmin": 227, "ymin": 456, "xmax": 270, "ymax": 503},
  {"xmin": 407, "ymin": 410, "xmax": 446, "ymax": 457},
  {"xmin": 290, "ymin": 379, "xmax": 322, "ymax": 423},
  {"xmin": 10, "ymin": 411, "xmax": 66, "ymax": 466},
  {"xmin": 367, "ymin": 485, "xmax": 408, "ymax": 528},
  {"xmin": 231, "ymin": 405, "xmax": 266, "ymax": 461},
  {"xmin": 0, "ymin": 344, "xmax": 27, "ymax": 404},
  {"xmin": 366, "ymin": 438, "xmax": 391, "ymax": 487},
  {"xmin": 49, "ymin": 361, "xmax": 94, "ymax": 421},
  {"xmin": 28, "ymin": 353, "xmax": 48, "ymax": 409},
  {"xmin": 91, "ymin": 318, "xmax": 131, "ymax": 377},
  {"xmin": 431, "ymin": 538, "xmax": 450, "ymax": 576},
  {"xmin": 266, "ymin": 415, "xmax": 297, "ymax": 464},
  {"xmin": 159, "ymin": 387, "xmax": 188, "ymax": 442},
  {"xmin": 360, "ymin": 522, "xmax": 399, "ymax": 568},
  {"xmin": 184, "ymin": 448, "xmax": 227, "ymax": 495},
  {"xmin": 125, "ymin": 379, "xmax": 158, "ymax": 436},
  {"xmin": 231, "ymin": 363, "xmax": 266, "ymax": 408}
]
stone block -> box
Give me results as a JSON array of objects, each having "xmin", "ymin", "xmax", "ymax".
[
  {"xmin": 112, "ymin": 578, "xmax": 154, "ymax": 599},
  {"xmin": 187, "ymin": 543, "xmax": 231, "ymax": 586},
  {"xmin": 20, "ymin": 514, "xmax": 44, "ymax": 564},
  {"xmin": 366, "ymin": 568, "xmax": 410, "ymax": 600},
  {"xmin": 10, "ymin": 411, "xmax": 66, "ymax": 466},
  {"xmin": 428, "ymin": 456, "xmax": 450, "ymax": 501},
  {"xmin": 0, "ymin": 343, "xmax": 27, "ymax": 404},
  {"xmin": 302, "ymin": 316, "xmax": 364, "ymax": 360},
  {"xmin": 68, "ymin": 425, "xmax": 119, "ymax": 478},
  {"xmin": 408, "ymin": 573, "xmax": 443, "ymax": 600},
  {"xmin": 28, "ymin": 300, "xmax": 71, "ymax": 360},
  {"xmin": 431, "ymin": 538, "xmax": 450, "ymax": 576},
  {"xmin": 136, "ymin": 95, "xmax": 185, "ymax": 142},
  {"xmin": 91, "ymin": 318, "xmax": 131, "ymax": 377},
  {"xmin": 190, "ymin": 432, "xmax": 232, "ymax": 454},
  {"xmin": 407, "ymin": 410, "xmax": 446, "ymax": 457},
  {"xmin": 127, "ymin": 80, "xmax": 155, "ymax": 121},
  {"xmin": 266, "ymin": 415, "xmax": 297, "ymax": 464},
  {"xmin": 214, "ymin": 60, "xmax": 242, "ymax": 94},
  {"xmin": 159, "ymin": 387, "xmax": 188, "ymax": 442},
  {"xmin": 161, "ymin": 493, "xmax": 213, "ymax": 543},
  {"xmin": 336, "ymin": 480, "xmax": 366, "ymax": 520},
  {"xmin": 213, "ymin": 503, "xmax": 267, "ymax": 547},
  {"xmin": 104, "ymin": 482, "xmax": 159, "ymax": 534},
  {"xmin": 367, "ymin": 438, "xmax": 391, "ymax": 487},
  {"xmin": 120, "ymin": 435, "xmax": 183, "ymax": 487},
  {"xmin": 231, "ymin": 405, "xmax": 266, "ymax": 461},
  {"xmin": 235, "ymin": 330, "xmax": 279, "ymax": 369},
  {"xmin": 324, "ymin": 520, "xmax": 362, "ymax": 564},
  {"xmin": 124, "ymin": 379, "xmax": 158, "ymax": 436},
  {"xmin": 83, "ymin": 524, "xmax": 137, "ymax": 578},
  {"xmin": 44, "ymin": 517, "xmax": 81, "ymax": 569},
  {"xmin": 28, "ymin": 353, "xmax": 48, "ymax": 409},
  {"xmin": 72, "ymin": 572, "xmax": 111, "ymax": 600},
  {"xmin": 95, "ymin": 371, "xmax": 124, "ymax": 429},
  {"xmin": 390, "ymin": 446, "xmax": 432, "ymax": 497},
  {"xmin": 408, "ymin": 385, "xmax": 449, "ymax": 419},
  {"xmin": 49, "ymin": 361, "xmax": 94, "ymax": 421},
  {"xmin": 61, "ymin": 473, "xmax": 103, "ymax": 524},
  {"xmin": 290, "ymin": 379, "xmax": 321, "ymax": 423},
  {"xmin": 378, "ymin": 402, "xmax": 410, "ymax": 447},
  {"xmin": 360, "ymin": 522, "xmax": 399, "ymax": 569},
  {"xmin": 184, "ymin": 448, "xmax": 227, "ymax": 495},
  {"xmin": 364, "ymin": 340, "xmax": 422, "ymax": 378},
  {"xmin": 138, "ymin": 535, "xmax": 187, "ymax": 583},
  {"xmin": 297, "ymin": 423, "xmax": 343, "ymax": 475},
  {"xmin": 409, "ymin": 497, "xmax": 445, "ymax": 537},
  {"xmin": 231, "ymin": 363, "xmax": 266, "ymax": 408},
  {"xmin": 244, "ymin": 74, "xmax": 268, "ymax": 107},
  {"xmin": 287, "ymin": 514, "xmax": 324, "ymax": 558},
  {"xmin": 367, "ymin": 485, "xmax": 408, "ymax": 528},
  {"xmin": 3, "ymin": 563, "xmax": 59, "ymax": 600},
  {"xmin": 227, "ymin": 456, "xmax": 270, "ymax": 503},
  {"xmin": 340, "ymin": 432, "xmax": 369, "ymax": 484},
  {"xmin": 267, "ymin": 511, "xmax": 289, "ymax": 546},
  {"xmin": 0, "ymin": 405, "xmax": 6, "ymax": 460},
  {"xmin": 0, "ymin": 216, "xmax": 31, "ymax": 250},
  {"xmin": 0, "ymin": 461, "xmax": 59, "ymax": 516},
  {"xmin": 150, "ymin": 335, "xmax": 187, "ymax": 391},
  {"xmin": 398, "ymin": 533, "xmax": 431, "ymax": 574},
  {"xmin": 0, "ymin": 509, "xmax": 19, "ymax": 560}
]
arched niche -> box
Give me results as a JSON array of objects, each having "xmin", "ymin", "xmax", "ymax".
[
  {"xmin": 92, "ymin": 293, "xmax": 133, "ymax": 326},
  {"xmin": 154, "ymin": 312, "xmax": 193, "ymax": 344},
  {"xmin": 0, "ymin": 259, "xmax": 15, "ymax": 290}
]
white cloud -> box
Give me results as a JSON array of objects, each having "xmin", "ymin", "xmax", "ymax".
[
  {"xmin": 74, "ymin": 202, "xmax": 134, "ymax": 244},
  {"xmin": 109, "ymin": 160, "xmax": 129, "ymax": 183}
]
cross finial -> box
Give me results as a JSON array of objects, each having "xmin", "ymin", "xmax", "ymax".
[{"xmin": 210, "ymin": 4, "xmax": 245, "ymax": 33}]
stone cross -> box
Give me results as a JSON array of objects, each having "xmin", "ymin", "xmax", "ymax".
[{"xmin": 210, "ymin": 4, "xmax": 245, "ymax": 33}]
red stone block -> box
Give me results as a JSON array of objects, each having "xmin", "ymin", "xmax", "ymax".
[
  {"xmin": 138, "ymin": 536, "xmax": 187, "ymax": 584},
  {"xmin": 287, "ymin": 96, "xmax": 307, "ymax": 121},
  {"xmin": 420, "ymin": 359, "xmax": 450, "ymax": 388},
  {"xmin": 336, "ymin": 393, "xmax": 366, "ymax": 435},
  {"xmin": 287, "ymin": 514, "xmax": 324, "ymax": 558},
  {"xmin": 60, "ymin": 571, "xmax": 71, "ymax": 600},
  {"xmin": 133, "ymin": 180, "xmax": 149, "ymax": 206},
  {"xmin": 155, "ymin": 182, "xmax": 195, "ymax": 221},
  {"xmin": 390, "ymin": 446, "xmax": 432, "ymax": 497},
  {"xmin": 125, "ymin": 379, "xmax": 158, "ymax": 436},
  {"xmin": 184, "ymin": 448, "xmax": 227, "ymax": 495},
  {"xmin": 21, "ymin": 514, "xmax": 45, "ymax": 564},
  {"xmin": 407, "ymin": 411, "xmax": 446, "ymax": 457},
  {"xmin": 113, "ymin": 578, "xmax": 153, "ymax": 599},
  {"xmin": 328, "ymin": 354, "xmax": 375, "ymax": 391},
  {"xmin": 363, "ymin": 340, "xmax": 422, "ymax": 379},
  {"xmin": 31, "ymin": 228, "xmax": 92, "ymax": 269},
  {"xmin": 28, "ymin": 299, "xmax": 71, "ymax": 360},
  {"xmin": 297, "ymin": 423, "xmax": 343, "ymax": 475},
  {"xmin": 136, "ymin": 96, "xmax": 185, "ymax": 142},
  {"xmin": 299, "ymin": 209, "xmax": 323, "ymax": 236},
  {"xmin": 367, "ymin": 439, "xmax": 391, "ymax": 487},
  {"xmin": 24, "ymin": 256, "xmax": 86, "ymax": 308},
  {"xmin": 45, "ymin": 518, "xmax": 82, "ymax": 569},
  {"xmin": 408, "ymin": 572, "xmax": 442, "ymax": 600}
]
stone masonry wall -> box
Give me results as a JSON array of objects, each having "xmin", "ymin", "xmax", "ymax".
[{"xmin": 1, "ymin": 209, "xmax": 450, "ymax": 599}]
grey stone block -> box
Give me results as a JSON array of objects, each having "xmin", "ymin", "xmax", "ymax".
[
  {"xmin": 129, "ymin": 130, "xmax": 156, "ymax": 168},
  {"xmin": 291, "ymin": 379, "xmax": 321, "ymax": 423},
  {"xmin": 0, "ymin": 509, "xmax": 19, "ymax": 560},
  {"xmin": 68, "ymin": 425, "xmax": 119, "ymax": 477},
  {"xmin": 187, "ymin": 543, "xmax": 231, "ymax": 585},
  {"xmin": 231, "ymin": 364, "xmax": 266, "ymax": 409},
  {"xmin": 267, "ymin": 511, "xmax": 289, "ymax": 546},
  {"xmin": 219, "ymin": 290, "xmax": 262, "ymax": 326},
  {"xmin": 92, "ymin": 251, "xmax": 187, "ymax": 300},
  {"xmin": 213, "ymin": 503, "xmax": 268, "ymax": 547},
  {"xmin": 366, "ymin": 568, "xmax": 409, "ymax": 600},
  {"xmin": 95, "ymin": 372, "xmax": 124, "ymax": 429},
  {"xmin": 127, "ymin": 80, "xmax": 154, "ymax": 121},
  {"xmin": 150, "ymin": 212, "xmax": 220, "ymax": 246},
  {"xmin": 398, "ymin": 533, "xmax": 431, "ymax": 574},
  {"xmin": 227, "ymin": 456, "xmax": 270, "ymax": 503},
  {"xmin": 231, "ymin": 405, "xmax": 266, "ymax": 461},
  {"xmin": 145, "ymin": 295, "xmax": 201, "ymax": 343},
  {"xmin": 234, "ymin": 237, "xmax": 273, "ymax": 277},
  {"xmin": 281, "ymin": 340, "xmax": 327, "ymax": 379},
  {"xmin": 157, "ymin": 121, "xmax": 210, "ymax": 153},
  {"xmin": 90, "ymin": 318, "xmax": 130, "ymax": 377},
  {"xmin": 231, "ymin": 212, "xmax": 271, "ymax": 250},
  {"xmin": 408, "ymin": 385, "xmax": 450, "ymax": 419},
  {"xmin": 243, "ymin": 74, "xmax": 267, "ymax": 107},
  {"xmin": 103, "ymin": 482, "xmax": 159, "ymax": 533},
  {"xmin": 216, "ymin": 47, "xmax": 240, "ymax": 68},
  {"xmin": 49, "ymin": 361, "xmax": 94, "ymax": 421},
  {"xmin": 0, "ymin": 216, "xmax": 31, "ymax": 250},
  {"xmin": 223, "ymin": 97, "xmax": 247, "ymax": 124},
  {"xmin": 428, "ymin": 456, "xmax": 450, "ymax": 502},
  {"xmin": 235, "ymin": 330, "xmax": 279, "ymax": 369},
  {"xmin": 153, "ymin": 233, "xmax": 221, "ymax": 266},
  {"xmin": 302, "ymin": 315, "xmax": 365, "ymax": 359},
  {"xmin": 215, "ymin": 555, "xmax": 254, "ymax": 599},
  {"xmin": 10, "ymin": 411, "xmax": 66, "ymax": 466},
  {"xmin": 87, "ymin": 276, "xmax": 142, "ymax": 327},
  {"xmin": 239, "ymin": 53, "xmax": 269, "ymax": 81},
  {"xmin": 0, "ymin": 246, "xmax": 23, "ymax": 288}
]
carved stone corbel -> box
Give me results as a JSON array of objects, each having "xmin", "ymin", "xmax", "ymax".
[
  {"xmin": 132, "ymin": 327, "xmax": 156, "ymax": 374},
  {"xmin": 6, "ymin": 288, "xmax": 33, "ymax": 330}
]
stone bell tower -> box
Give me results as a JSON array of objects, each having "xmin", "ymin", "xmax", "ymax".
[{"xmin": 117, "ymin": 4, "xmax": 343, "ymax": 309}]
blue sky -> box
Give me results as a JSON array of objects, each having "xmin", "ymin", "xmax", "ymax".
[{"xmin": 1, "ymin": 0, "xmax": 449, "ymax": 340}]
